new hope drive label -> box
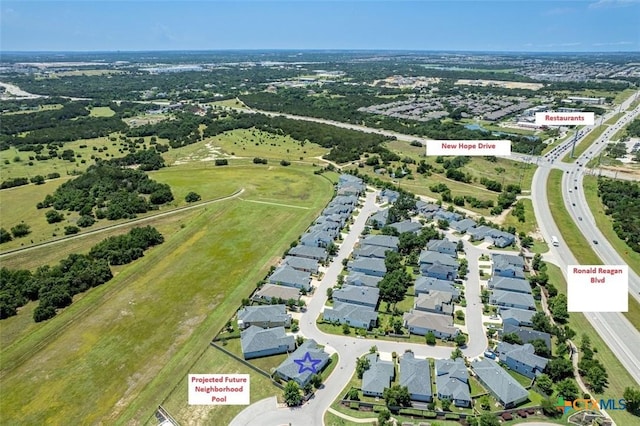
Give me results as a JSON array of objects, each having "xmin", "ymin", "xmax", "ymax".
[
  {"xmin": 535, "ymin": 112, "xmax": 594, "ymax": 126},
  {"xmin": 426, "ymin": 140, "xmax": 511, "ymax": 156},
  {"xmin": 568, "ymin": 265, "xmax": 628, "ymax": 312},
  {"xmin": 188, "ymin": 374, "xmax": 250, "ymax": 405}
]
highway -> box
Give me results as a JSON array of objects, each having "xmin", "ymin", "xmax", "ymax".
[{"xmin": 530, "ymin": 91, "xmax": 640, "ymax": 385}]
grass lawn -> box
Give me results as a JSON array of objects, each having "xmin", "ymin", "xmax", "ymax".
[
  {"xmin": 203, "ymin": 128, "xmax": 329, "ymax": 163},
  {"xmin": 506, "ymin": 369, "xmax": 533, "ymax": 387},
  {"xmin": 545, "ymin": 263, "xmax": 640, "ymax": 426},
  {"xmin": 547, "ymin": 170, "xmax": 640, "ymax": 330},
  {"xmin": 605, "ymin": 112, "xmax": 624, "ymax": 125},
  {"xmin": 0, "ymin": 165, "xmax": 333, "ymax": 425},
  {"xmin": 88, "ymin": 106, "xmax": 115, "ymax": 117},
  {"xmin": 210, "ymin": 98, "xmax": 249, "ymax": 109},
  {"xmin": 530, "ymin": 240, "xmax": 549, "ymax": 254},
  {"xmin": 469, "ymin": 376, "xmax": 487, "ymax": 397},
  {"xmin": 501, "ymin": 198, "xmax": 538, "ymax": 236},
  {"xmin": 614, "ymin": 88, "xmax": 636, "ymax": 105},
  {"xmin": 160, "ymin": 345, "xmax": 283, "ymax": 426},
  {"xmin": 561, "ymin": 125, "xmax": 607, "ymax": 163}
]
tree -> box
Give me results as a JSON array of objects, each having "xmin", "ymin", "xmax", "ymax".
[
  {"xmin": 479, "ymin": 395, "xmax": 491, "ymax": 410},
  {"xmin": 455, "ymin": 310, "xmax": 465, "ymax": 321},
  {"xmin": 550, "ymin": 294, "xmax": 569, "ymax": 323},
  {"xmin": 11, "ymin": 223, "xmax": 31, "ymax": 238},
  {"xmin": 327, "ymin": 242, "xmax": 338, "ymax": 256},
  {"xmin": 531, "ymin": 339, "xmax": 551, "ymax": 358},
  {"xmin": 378, "ymin": 269, "xmax": 410, "ymax": 307},
  {"xmin": 531, "ymin": 311, "xmax": 553, "ymax": 333},
  {"xmin": 532, "ymin": 253, "xmax": 543, "ymax": 271},
  {"xmin": 377, "ymin": 408, "xmax": 391, "ymax": 426},
  {"xmin": 64, "ymin": 226, "xmax": 80, "ymax": 235},
  {"xmin": 623, "ymin": 386, "xmax": 640, "ymax": 415},
  {"xmin": 455, "ymin": 333, "xmax": 467, "ymax": 347},
  {"xmin": 441, "ymin": 397, "xmax": 452, "ymax": 411},
  {"xmin": 77, "ymin": 215, "xmax": 95, "ymax": 228},
  {"xmin": 326, "ymin": 287, "xmax": 333, "ymax": 300},
  {"xmin": 556, "ymin": 379, "xmax": 580, "ymax": 401},
  {"xmin": 546, "ymin": 358, "xmax": 574, "ymax": 381},
  {"xmin": 45, "ymin": 209, "xmax": 65, "ymax": 224},
  {"xmin": 425, "ymin": 331, "xmax": 436, "ymax": 345},
  {"xmin": 541, "ymin": 396, "xmax": 563, "ymax": 417},
  {"xmin": 451, "ymin": 347, "xmax": 464, "ymax": 360},
  {"xmin": 346, "ymin": 387, "xmax": 360, "ymax": 401},
  {"xmin": 185, "ymin": 191, "xmax": 201, "ymax": 203},
  {"xmin": 535, "ymin": 373, "xmax": 554, "ymax": 395},
  {"xmin": 342, "ymin": 323, "xmax": 350, "ymax": 334},
  {"xmin": 383, "ymin": 384, "xmax": 411, "ymax": 407},
  {"xmin": 0, "ymin": 228, "xmax": 13, "ymax": 243},
  {"xmin": 502, "ymin": 333, "xmax": 523, "ymax": 345},
  {"xmin": 586, "ymin": 364, "xmax": 608, "ymax": 393},
  {"xmin": 310, "ymin": 373, "xmax": 322, "ymax": 389},
  {"xmin": 479, "ymin": 413, "xmax": 500, "ymax": 426},
  {"xmin": 283, "ymin": 380, "xmax": 302, "ymax": 406},
  {"xmin": 356, "ymin": 356, "xmax": 370, "ymax": 379},
  {"xmin": 391, "ymin": 316, "xmax": 403, "ymax": 334},
  {"xmin": 456, "ymin": 240, "xmax": 464, "ymax": 252}
]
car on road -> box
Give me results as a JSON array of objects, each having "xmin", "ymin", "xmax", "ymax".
[
  {"xmin": 578, "ymin": 217, "xmax": 582, "ymax": 221},
  {"xmin": 593, "ymin": 240, "xmax": 599, "ymax": 244},
  {"xmin": 572, "ymin": 203, "xmax": 576, "ymax": 206}
]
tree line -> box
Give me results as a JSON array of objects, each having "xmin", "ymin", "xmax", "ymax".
[
  {"xmin": 0, "ymin": 226, "xmax": 163, "ymax": 322},
  {"xmin": 597, "ymin": 178, "xmax": 640, "ymax": 253}
]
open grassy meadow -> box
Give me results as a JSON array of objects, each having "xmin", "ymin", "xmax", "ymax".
[
  {"xmin": 88, "ymin": 106, "xmax": 116, "ymax": 117},
  {"xmin": 0, "ymin": 164, "xmax": 333, "ymax": 425}
]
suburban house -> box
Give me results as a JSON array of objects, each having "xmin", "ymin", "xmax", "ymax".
[
  {"xmin": 419, "ymin": 251, "xmax": 459, "ymax": 270},
  {"xmin": 368, "ymin": 209, "xmax": 389, "ymax": 228},
  {"xmin": 426, "ymin": 239, "xmax": 458, "ymax": 257},
  {"xmin": 468, "ymin": 226, "xmax": 516, "ymax": 248},
  {"xmin": 269, "ymin": 266, "xmax": 312, "ymax": 291},
  {"xmin": 346, "ymin": 272, "xmax": 382, "ymax": 288},
  {"xmin": 362, "ymin": 353, "xmax": 395, "ymax": 397},
  {"xmin": 332, "ymin": 285, "xmax": 380, "ymax": 309},
  {"xmin": 492, "ymin": 254, "xmax": 526, "ymax": 278},
  {"xmin": 354, "ymin": 245, "xmax": 390, "ymax": 259},
  {"xmin": 399, "ymin": 352, "xmax": 432, "ymax": 402},
  {"xmin": 433, "ymin": 210, "xmax": 462, "ymax": 223},
  {"xmin": 490, "ymin": 290, "xmax": 536, "ymax": 311},
  {"xmin": 403, "ymin": 310, "xmax": 459, "ymax": 338},
  {"xmin": 252, "ymin": 284, "xmax": 300, "ymax": 304},
  {"xmin": 414, "ymin": 290, "xmax": 454, "ymax": 315},
  {"xmin": 338, "ymin": 174, "xmax": 365, "ymax": 195},
  {"xmin": 348, "ymin": 257, "xmax": 387, "ymax": 278},
  {"xmin": 323, "ymin": 301, "xmax": 378, "ymax": 330},
  {"xmin": 240, "ymin": 326, "xmax": 295, "ymax": 360},
  {"xmin": 283, "ymin": 256, "xmax": 320, "ymax": 274},
  {"xmin": 423, "ymin": 263, "xmax": 458, "ymax": 281},
  {"xmin": 489, "ymin": 276, "xmax": 532, "ymax": 294},
  {"xmin": 450, "ymin": 218, "xmax": 477, "ymax": 233},
  {"xmin": 333, "ymin": 195, "xmax": 358, "ymax": 206},
  {"xmin": 499, "ymin": 308, "xmax": 536, "ymax": 327},
  {"xmin": 389, "ymin": 220, "xmax": 422, "ymax": 234},
  {"xmin": 496, "ymin": 342, "xmax": 549, "ymax": 379},
  {"xmin": 288, "ymin": 245, "xmax": 328, "ymax": 262},
  {"xmin": 379, "ymin": 189, "xmax": 400, "ymax": 204},
  {"xmin": 471, "ymin": 358, "xmax": 529, "ymax": 409},
  {"xmin": 274, "ymin": 339, "xmax": 330, "ymax": 386},
  {"xmin": 502, "ymin": 324, "xmax": 552, "ymax": 349},
  {"xmin": 435, "ymin": 358, "xmax": 472, "ymax": 407},
  {"xmin": 416, "ymin": 201, "xmax": 440, "ymax": 217},
  {"xmin": 414, "ymin": 276, "xmax": 461, "ymax": 300},
  {"xmin": 237, "ymin": 305, "xmax": 291, "ymax": 329},
  {"xmin": 300, "ymin": 230, "xmax": 334, "ymax": 248},
  {"xmin": 359, "ymin": 235, "xmax": 400, "ymax": 251}
]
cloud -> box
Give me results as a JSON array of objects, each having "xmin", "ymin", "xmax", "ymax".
[
  {"xmin": 589, "ymin": 0, "xmax": 640, "ymax": 9},
  {"xmin": 592, "ymin": 41, "xmax": 634, "ymax": 46}
]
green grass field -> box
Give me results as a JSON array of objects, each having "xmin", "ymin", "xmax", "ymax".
[
  {"xmin": 605, "ymin": 112, "xmax": 624, "ymax": 126},
  {"xmin": 562, "ymin": 125, "xmax": 607, "ymax": 163},
  {"xmin": 0, "ymin": 164, "xmax": 333, "ymax": 425},
  {"xmin": 501, "ymin": 198, "xmax": 538, "ymax": 236},
  {"xmin": 547, "ymin": 169, "xmax": 640, "ymax": 330},
  {"xmin": 88, "ymin": 106, "xmax": 116, "ymax": 117}
]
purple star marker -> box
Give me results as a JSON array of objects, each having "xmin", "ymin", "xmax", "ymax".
[{"xmin": 294, "ymin": 352, "xmax": 322, "ymax": 374}]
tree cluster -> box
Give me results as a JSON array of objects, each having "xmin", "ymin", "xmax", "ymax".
[{"xmin": 597, "ymin": 178, "xmax": 640, "ymax": 253}]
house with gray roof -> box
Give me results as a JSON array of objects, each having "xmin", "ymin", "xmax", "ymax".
[
  {"xmin": 362, "ymin": 353, "xmax": 395, "ymax": 397},
  {"xmin": 300, "ymin": 230, "xmax": 334, "ymax": 248},
  {"xmin": 399, "ymin": 352, "xmax": 432, "ymax": 402},
  {"xmin": 403, "ymin": 310, "xmax": 459, "ymax": 339},
  {"xmin": 489, "ymin": 276, "xmax": 531, "ymax": 294},
  {"xmin": 426, "ymin": 239, "xmax": 457, "ymax": 257},
  {"xmin": 450, "ymin": 218, "xmax": 477, "ymax": 233},
  {"xmin": 269, "ymin": 266, "xmax": 312, "ymax": 291},
  {"xmin": 275, "ymin": 339, "xmax": 330, "ymax": 386},
  {"xmin": 283, "ymin": 256, "xmax": 320, "ymax": 274},
  {"xmin": 499, "ymin": 308, "xmax": 535, "ymax": 327},
  {"xmin": 333, "ymin": 285, "xmax": 380, "ymax": 308},
  {"xmin": 323, "ymin": 301, "xmax": 378, "ymax": 330},
  {"xmin": 288, "ymin": 245, "xmax": 328, "ymax": 262},
  {"xmin": 496, "ymin": 342, "xmax": 549, "ymax": 379},
  {"xmin": 434, "ymin": 210, "xmax": 462, "ymax": 223},
  {"xmin": 323, "ymin": 204, "xmax": 351, "ymax": 216},
  {"xmin": 359, "ymin": 235, "xmax": 400, "ymax": 251},
  {"xmin": 240, "ymin": 326, "xmax": 295, "ymax": 360},
  {"xmin": 353, "ymin": 245, "xmax": 390, "ymax": 259},
  {"xmin": 380, "ymin": 189, "xmax": 400, "ymax": 204},
  {"xmin": 467, "ymin": 225, "xmax": 494, "ymax": 242},
  {"xmin": 346, "ymin": 272, "xmax": 382, "ymax": 288},
  {"xmin": 252, "ymin": 284, "xmax": 300, "ymax": 304},
  {"xmin": 414, "ymin": 290, "xmax": 454, "ymax": 315},
  {"xmin": 237, "ymin": 305, "xmax": 291, "ymax": 329},
  {"xmin": 414, "ymin": 276, "xmax": 460, "ymax": 300},
  {"xmin": 333, "ymin": 195, "xmax": 358, "ymax": 206},
  {"xmin": 419, "ymin": 250, "xmax": 459, "ymax": 268},
  {"xmin": 468, "ymin": 227, "xmax": 516, "ymax": 248},
  {"xmin": 416, "ymin": 201, "xmax": 440, "ymax": 217},
  {"xmin": 490, "ymin": 290, "xmax": 536, "ymax": 311},
  {"xmin": 422, "ymin": 263, "xmax": 458, "ymax": 281},
  {"xmin": 348, "ymin": 257, "xmax": 387, "ymax": 278},
  {"xmin": 435, "ymin": 358, "xmax": 472, "ymax": 407},
  {"xmin": 337, "ymin": 185, "xmax": 362, "ymax": 196},
  {"xmin": 502, "ymin": 324, "xmax": 552, "ymax": 349},
  {"xmin": 389, "ymin": 220, "xmax": 422, "ymax": 235},
  {"xmin": 493, "ymin": 254, "xmax": 526, "ymax": 278},
  {"xmin": 471, "ymin": 358, "xmax": 529, "ymax": 408},
  {"xmin": 368, "ymin": 209, "xmax": 389, "ymax": 228}
]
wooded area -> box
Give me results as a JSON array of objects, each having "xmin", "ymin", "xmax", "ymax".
[{"xmin": 597, "ymin": 178, "xmax": 640, "ymax": 253}]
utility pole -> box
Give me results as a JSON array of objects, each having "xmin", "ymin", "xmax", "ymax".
[{"xmin": 570, "ymin": 129, "xmax": 579, "ymax": 159}]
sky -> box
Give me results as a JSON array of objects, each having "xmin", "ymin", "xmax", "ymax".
[{"xmin": 1, "ymin": 0, "xmax": 639, "ymax": 52}]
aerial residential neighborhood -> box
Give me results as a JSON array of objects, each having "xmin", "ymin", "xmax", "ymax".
[{"xmin": 1, "ymin": 2, "xmax": 639, "ymax": 426}]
